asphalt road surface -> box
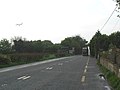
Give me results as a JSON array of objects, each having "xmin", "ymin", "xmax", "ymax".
[{"xmin": 0, "ymin": 55, "xmax": 110, "ymax": 90}]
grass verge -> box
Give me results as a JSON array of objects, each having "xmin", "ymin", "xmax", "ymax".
[
  {"xmin": 98, "ymin": 62, "xmax": 120, "ymax": 90},
  {"xmin": 0, "ymin": 53, "xmax": 72, "ymax": 69}
]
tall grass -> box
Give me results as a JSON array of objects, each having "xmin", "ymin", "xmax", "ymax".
[{"xmin": 98, "ymin": 63, "xmax": 120, "ymax": 90}]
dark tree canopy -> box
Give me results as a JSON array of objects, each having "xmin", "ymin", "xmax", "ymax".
[
  {"xmin": 61, "ymin": 35, "xmax": 87, "ymax": 54},
  {"xmin": 0, "ymin": 39, "xmax": 12, "ymax": 54},
  {"xmin": 109, "ymin": 31, "xmax": 120, "ymax": 48},
  {"xmin": 13, "ymin": 39, "xmax": 54, "ymax": 53},
  {"xmin": 89, "ymin": 31, "xmax": 111, "ymax": 57},
  {"xmin": 0, "ymin": 35, "xmax": 86, "ymax": 55},
  {"xmin": 89, "ymin": 31, "xmax": 120, "ymax": 58}
]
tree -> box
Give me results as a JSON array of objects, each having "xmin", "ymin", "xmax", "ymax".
[
  {"xmin": 0, "ymin": 39, "xmax": 12, "ymax": 54},
  {"xmin": 51, "ymin": 44, "xmax": 62, "ymax": 53},
  {"xmin": 41, "ymin": 40, "xmax": 53, "ymax": 53},
  {"xmin": 99, "ymin": 34, "xmax": 110, "ymax": 51},
  {"xmin": 109, "ymin": 31, "xmax": 120, "ymax": 48},
  {"xmin": 13, "ymin": 39, "xmax": 24, "ymax": 53},
  {"xmin": 89, "ymin": 30, "xmax": 118, "ymax": 58},
  {"xmin": 89, "ymin": 31, "xmax": 102, "ymax": 57},
  {"xmin": 61, "ymin": 35, "xmax": 87, "ymax": 54}
]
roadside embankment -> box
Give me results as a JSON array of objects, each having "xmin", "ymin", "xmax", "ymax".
[
  {"xmin": 0, "ymin": 53, "xmax": 71, "ymax": 68},
  {"xmin": 98, "ymin": 48, "xmax": 120, "ymax": 90}
]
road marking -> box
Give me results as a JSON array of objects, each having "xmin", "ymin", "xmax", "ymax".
[
  {"xmin": 18, "ymin": 75, "xmax": 31, "ymax": 80},
  {"xmin": 84, "ymin": 69, "xmax": 87, "ymax": 73},
  {"xmin": 49, "ymin": 67, "xmax": 53, "ymax": 70},
  {"xmin": 46, "ymin": 67, "xmax": 53, "ymax": 70},
  {"xmin": 1, "ymin": 84, "xmax": 7, "ymax": 87},
  {"xmin": 46, "ymin": 67, "xmax": 49, "ymax": 69},
  {"xmin": 81, "ymin": 57, "xmax": 90, "ymax": 83},
  {"xmin": 86, "ymin": 57, "xmax": 90, "ymax": 66},
  {"xmin": 23, "ymin": 76, "xmax": 31, "ymax": 80},
  {"xmin": 17, "ymin": 76, "xmax": 26, "ymax": 80},
  {"xmin": 0, "ymin": 57, "xmax": 71, "ymax": 73},
  {"xmin": 85, "ymin": 65, "xmax": 88, "ymax": 69},
  {"xmin": 81, "ymin": 76, "xmax": 85, "ymax": 82}
]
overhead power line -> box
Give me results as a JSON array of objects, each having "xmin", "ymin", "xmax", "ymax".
[{"xmin": 100, "ymin": 6, "xmax": 118, "ymax": 31}]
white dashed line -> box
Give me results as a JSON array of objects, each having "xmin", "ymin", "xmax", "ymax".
[
  {"xmin": 86, "ymin": 58, "xmax": 90, "ymax": 65},
  {"xmin": 81, "ymin": 57, "xmax": 90, "ymax": 83},
  {"xmin": 84, "ymin": 69, "xmax": 87, "ymax": 73},
  {"xmin": 81, "ymin": 76, "xmax": 85, "ymax": 82}
]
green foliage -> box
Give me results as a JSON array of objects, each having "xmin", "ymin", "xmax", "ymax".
[
  {"xmin": 89, "ymin": 31, "xmax": 103, "ymax": 57},
  {"xmin": 0, "ymin": 39, "xmax": 12, "ymax": 54},
  {"xmin": 0, "ymin": 52, "xmax": 69, "ymax": 68},
  {"xmin": 41, "ymin": 40, "xmax": 53, "ymax": 53},
  {"xmin": 51, "ymin": 44, "xmax": 62, "ymax": 53},
  {"xmin": 109, "ymin": 31, "xmax": 120, "ymax": 48},
  {"xmin": 99, "ymin": 64, "xmax": 120, "ymax": 90},
  {"xmin": 99, "ymin": 34, "xmax": 110, "ymax": 51},
  {"xmin": 13, "ymin": 39, "xmax": 52, "ymax": 53},
  {"xmin": 42, "ymin": 54, "xmax": 56, "ymax": 60},
  {"xmin": 9, "ymin": 53, "xmax": 44, "ymax": 63},
  {"xmin": 100, "ymin": 51, "xmax": 109, "ymax": 59},
  {"xmin": 0, "ymin": 36, "xmax": 86, "ymax": 67},
  {"xmin": 89, "ymin": 31, "xmax": 120, "ymax": 58},
  {"xmin": 61, "ymin": 35, "xmax": 87, "ymax": 54},
  {"xmin": 11, "ymin": 36, "xmax": 87, "ymax": 55},
  {"xmin": 0, "ymin": 54, "xmax": 11, "ymax": 65},
  {"xmin": 12, "ymin": 37, "xmax": 63, "ymax": 54},
  {"xmin": 1, "ymin": 52, "xmax": 69, "ymax": 68}
]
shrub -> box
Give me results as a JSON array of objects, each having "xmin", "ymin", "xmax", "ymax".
[{"xmin": 0, "ymin": 54, "xmax": 11, "ymax": 64}]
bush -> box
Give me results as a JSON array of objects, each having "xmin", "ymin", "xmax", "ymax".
[
  {"xmin": 9, "ymin": 53, "xmax": 44, "ymax": 63},
  {"xmin": 0, "ymin": 54, "xmax": 11, "ymax": 64},
  {"xmin": 9, "ymin": 53, "xmax": 57, "ymax": 64}
]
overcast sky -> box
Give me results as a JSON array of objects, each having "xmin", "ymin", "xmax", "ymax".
[{"xmin": 0, "ymin": 0, "xmax": 119, "ymax": 43}]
